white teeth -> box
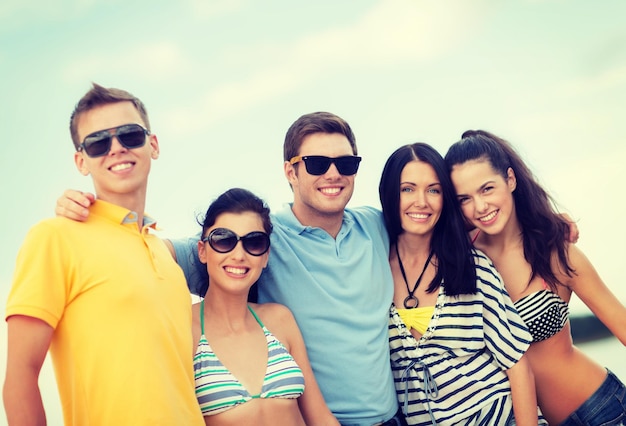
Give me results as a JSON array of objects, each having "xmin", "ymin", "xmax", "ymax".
[
  {"xmin": 110, "ymin": 163, "xmax": 132, "ymax": 172},
  {"xmin": 320, "ymin": 187, "xmax": 340, "ymax": 195},
  {"xmin": 224, "ymin": 266, "xmax": 247, "ymax": 275},
  {"xmin": 408, "ymin": 213, "xmax": 428, "ymax": 219},
  {"xmin": 480, "ymin": 210, "xmax": 497, "ymax": 222}
]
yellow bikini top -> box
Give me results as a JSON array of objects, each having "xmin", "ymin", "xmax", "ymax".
[{"xmin": 396, "ymin": 306, "xmax": 435, "ymax": 335}]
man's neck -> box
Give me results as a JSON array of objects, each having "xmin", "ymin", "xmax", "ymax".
[{"xmin": 290, "ymin": 204, "xmax": 344, "ymax": 239}]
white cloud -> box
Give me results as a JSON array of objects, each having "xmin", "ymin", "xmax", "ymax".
[
  {"xmin": 165, "ymin": 0, "xmax": 492, "ymax": 132},
  {"xmin": 0, "ymin": 0, "xmax": 103, "ymax": 28},
  {"xmin": 61, "ymin": 41, "xmax": 191, "ymax": 83},
  {"xmin": 188, "ymin": 0, "xmax": 246, "ymax": 19},
  {"xmin": 555, "ymin": 63, "xmax": 626, "ymax": 98}
]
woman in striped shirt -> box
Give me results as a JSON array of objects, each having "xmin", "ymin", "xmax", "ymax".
[{"xmin": 379, "ymin": 143, "xmax": 541, "ymax": 425}]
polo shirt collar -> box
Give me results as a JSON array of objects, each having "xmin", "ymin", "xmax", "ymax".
[
  {"xmin": 276, "ymin": 203, "xmax": 354, "ymax": 236},
  {"xmin": 90, "ymin": 199, "xmax": 158, "ymax": 229}
]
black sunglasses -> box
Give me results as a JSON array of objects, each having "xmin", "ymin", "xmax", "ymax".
[
  {"xmin": 202, "ymin": 228, "xmax": 270, "ymax": 256},
  {"xmin": 78, "ymin": 124, "xmax": 149, "ymax": 158},
  {"xmin": 289, "ymin": 155, "xmax": 362, "ymax": 176}
]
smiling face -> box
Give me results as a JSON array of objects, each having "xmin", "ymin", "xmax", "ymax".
[
  {"xmin": 285, "ymin": 132, "xmax": 356, "ymax": 227},
  {"xmin": 198, "ymin": 211, "xmax": 269, "ymax": 296},
  {"xmin": 399, "ymin": 160, "xmax": 443, "ymax": 239},
  {"xmin": 450, "ymin": 159, "xmax": 517, "ymax": 236},
  {"xmin": 73, "ymin": 101, "xmax": 158, "ymax": 209}
]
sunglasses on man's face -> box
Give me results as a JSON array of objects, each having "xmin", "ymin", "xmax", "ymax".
[
  {"xmin": 78, "ymin": 124, "xmax": 149, "ymax": 158},
  {"xmin": 289, "ymin": 155, "xmax": 362, "ymax": 176},
  {"xmin": 202, "ymin": 228, "xmax": 270, "ymax": 256}
]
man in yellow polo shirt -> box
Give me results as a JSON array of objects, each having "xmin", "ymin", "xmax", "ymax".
[{"xmin": 3, "ymin": 84, "xmax": 204, "ymax": 425}]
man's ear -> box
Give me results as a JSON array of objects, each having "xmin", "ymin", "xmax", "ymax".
[
  {"xmin": 149, "ymin": 134, "xmax": 159, "ymax": 159},
  {"xmin": 284, "ymin": 161, "xmax": 298, "ymax": 186},
  {"xmin": 74, "ymin": 152, "xmax": 90, "ymax": 176}
]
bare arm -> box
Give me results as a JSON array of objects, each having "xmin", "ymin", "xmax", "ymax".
[
  {"xmin": 505, "ymin": 355, "xmax": 538, "ymax": 426},
  {"xmin": 565, "ymin": 244, "xmax": 626, "ymax": 345},
  {"xmin": 55, "ymin": 189, "xmax": 95, "ymax": 221},
  {"xmin": 3, "ymin": 315, "xmax": 54, "ymax": 426}
]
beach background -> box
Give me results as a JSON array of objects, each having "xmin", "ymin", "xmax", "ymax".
[{"xmin": 1, "ymin": 1, "xmax": 625, "ymax": 423}]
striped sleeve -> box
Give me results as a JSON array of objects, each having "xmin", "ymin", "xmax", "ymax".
[{"xmin": 473, "ymin": 250, "xmax": 532, "ymax": 369}]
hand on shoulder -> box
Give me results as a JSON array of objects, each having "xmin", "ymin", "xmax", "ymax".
[{"xmin": 55, "ymin": 189, "xmax": 95, "ymax": 221}]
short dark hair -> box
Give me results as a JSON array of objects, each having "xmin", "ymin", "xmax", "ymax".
[
  {"xmin": 69, "ymin": 83, "xmax": 150, "ymax": 149},
  {"xmin": 283, "ymin": 111, "xmax": 357, "ymax": 161},
  {"xmin": 198, "ymin": 188, "xmax": 273, "ymax": 239}
]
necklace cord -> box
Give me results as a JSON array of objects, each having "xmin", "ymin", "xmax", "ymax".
[{"xmin": 396, "ymin": 245, "xmax": 434, "ymax": 309}]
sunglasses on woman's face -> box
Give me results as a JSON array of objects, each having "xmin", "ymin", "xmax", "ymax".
[
  {"xmin": 78, "ymin": 124, "xmax": 149, "ymax": 158},
  {"xmin": 202, "ymin": 228, "xmax": 270, "ymax": 256},
  {"xmin": 289, "ymin": 155, "xmax": 362, "ymax": 176}
]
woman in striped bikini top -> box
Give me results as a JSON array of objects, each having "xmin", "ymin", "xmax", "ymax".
[
  {"xmin": 191, "ymin": 189, "xmax": 338, "ymax": 426},
  {"xmin": 446, "ymin": 129, "xmax": 626, "ymax": 426},
  {"xmin": 194, "ymin": 300, "xmax": 305, "ymax": 415}
]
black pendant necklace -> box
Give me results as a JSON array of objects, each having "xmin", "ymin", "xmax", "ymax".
[{"xmin": 396, "ymin": 244, "xmax": 434, "ymax": 309}]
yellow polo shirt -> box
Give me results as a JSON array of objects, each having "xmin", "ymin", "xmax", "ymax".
[{"xmin": 6, "ymin": 200, "xmax": 203, "ymax": 425}]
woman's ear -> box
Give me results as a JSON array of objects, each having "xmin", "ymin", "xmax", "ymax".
[
  {"xmin": 197, "ymin": 239, "xmax": 208, "ymax": 264},
  {"xmin": 506, "ymin": 167, "xmax": 517, "ymax": 192}
]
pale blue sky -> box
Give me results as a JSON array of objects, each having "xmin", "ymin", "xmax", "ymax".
[{"xmin": 1, "ymin": 1, "xmax": 625, "ymax": 423}]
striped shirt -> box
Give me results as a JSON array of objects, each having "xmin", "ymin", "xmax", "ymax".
[
  {"xmin": 389, "ymin": 250, "xmax": 532, "ymax": 425},
  {"xmin": 194, "ymin": 303, "xmax": 305, "ymax": 415}
]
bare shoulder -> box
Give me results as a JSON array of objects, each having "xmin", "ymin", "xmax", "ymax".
[
  {"xmin": 554, "ymin": 243, "xmax": 594, "ymax": 288},
  {"xmin": 249, "ymin": 302, "xmax": 295, "ymax": 324},
  {"xmin": 564, "ymin": 243, "xmax": 592, "ymax": 273},
  {"xmin": 248, "ymin": 302, "xmax": 300, "ymax": 345}
]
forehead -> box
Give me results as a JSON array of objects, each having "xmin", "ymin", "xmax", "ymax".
[
  {"xmin": 400, "ymin": 160, "xmax": 438, "ymax": 183},
  {"xmin": 298, "ymin": 132, "xmax": 354, "ymax": 156},
  {"xmin": 76, "ymin": 101, "xmax": 144, "ymax": 141},
  {"xmin": 212, "ymin": 211, "xmax": 264, "ymax": 234},
  {"xmin": 451, "ymin": 159, "xmax": 498, "ymax": 187}
]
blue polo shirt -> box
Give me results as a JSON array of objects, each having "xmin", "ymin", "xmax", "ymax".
[{"xmin": 171, "ymin": 204, "xmax": 398, "ymax": 425}]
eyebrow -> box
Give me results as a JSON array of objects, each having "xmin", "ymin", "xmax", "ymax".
[
  {"xmin": 400, "ymin": 181, "xmax": 441, "ymax": 187},
  {"xmin": 479, "ymin": 180, "xmax": 497, "ymax": 190}
]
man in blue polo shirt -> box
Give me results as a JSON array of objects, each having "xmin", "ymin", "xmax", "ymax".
[{"xmin": 54, "ymin": 112, "xmax": 403, "ymax": 426}]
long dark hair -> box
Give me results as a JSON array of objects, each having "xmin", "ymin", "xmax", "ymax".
[
  {"xmin": 444, "ymin": 130, "xmax": 574, "ymax": 289},
  {"xmin": 379, "ymin": 143, "xmax": 477, "ymax": 296}
]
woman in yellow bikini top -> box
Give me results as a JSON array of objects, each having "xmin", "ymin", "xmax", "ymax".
[{"xmin": 380, "ymin": 143, "xmax": 540, "ymax": 425}]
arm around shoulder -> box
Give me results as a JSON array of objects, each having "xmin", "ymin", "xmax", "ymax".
[
  {"xmin": 3, "ymin": 315, "xmax": 54, "ymax": 426},
  {"xmin": 55, "ymin": 189, "xmax": 95, "ymax": 222}
]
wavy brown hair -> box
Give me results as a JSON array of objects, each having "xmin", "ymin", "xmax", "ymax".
[{"xmin": 444, "ymin": 130, "xmax": 574, "ymax": 290}]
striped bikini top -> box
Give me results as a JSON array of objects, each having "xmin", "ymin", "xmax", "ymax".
[
  {"xmin": 471, "ymin": 230, "xmax": 569, "ymax": 343},
  {"xmin": 513, "ymin": 287, "xmax": 569, "ymax": 342},
  {"xmin": 194, "ymin": 301, "xmax": 305, "ymax": 416}
]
